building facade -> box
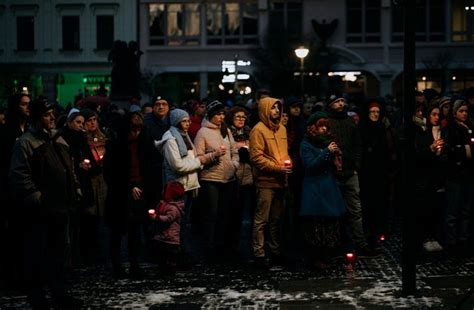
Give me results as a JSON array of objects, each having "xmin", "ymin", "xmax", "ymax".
[
  {"xmin": 139, "ymin": 0, "xmax": 474, "ymax": 103},
  {"xmin": 0, "ymin": 0, "xmax": 137, "ymax": 106}
]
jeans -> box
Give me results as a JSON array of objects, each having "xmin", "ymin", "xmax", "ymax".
[{"xmin": 339, "ymin": 174, "xmax": 368, "ymax": 249}]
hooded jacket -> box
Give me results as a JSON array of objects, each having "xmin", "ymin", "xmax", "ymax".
[{"xmin": 249, "ymin": 97, "xmax": 290, "ymax": 188}]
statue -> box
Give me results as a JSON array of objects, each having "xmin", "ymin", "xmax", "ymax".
[
  {"xmin": 311, "ymin": 19, "xmax": 338, "ymax": 47},
  {"xmin": 108, "ymin": 40, "xmax": 143, "ymax": 99}
]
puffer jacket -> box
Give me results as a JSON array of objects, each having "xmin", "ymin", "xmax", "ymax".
[
  {"xmin": 194, "ymin": 119, "xmax": 239, "ymax": 183},
  {"xmin": 249, "ymin": 97, "xmax": 290, "ymax": 188},
  {"xmin": 151, "ymin": 199, "xmax": 184, "ymax": 245}
]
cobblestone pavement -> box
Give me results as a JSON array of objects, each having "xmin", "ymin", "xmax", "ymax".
[{"xmin": 1, "ymin": 233, "xmax": 474, "ymax": 309}]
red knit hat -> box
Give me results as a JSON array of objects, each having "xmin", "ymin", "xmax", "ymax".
[
  {"xmin": 368, "ymin": 101, "xmax": 381, "ymax": 110},
  {"xmin": 163, "ymin": 181, "xmax": 185, "ymax": 202}
]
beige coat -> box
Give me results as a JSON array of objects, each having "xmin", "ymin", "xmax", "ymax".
[{"xmin": 194, "ymin": 119, "xmax": 239, "ymax": 183}]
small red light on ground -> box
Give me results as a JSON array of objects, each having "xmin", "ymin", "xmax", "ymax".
[
  {"xmin": 380, "ymin": 235, "xmax": 385, "ymax": 241},
  {"xmin": 346, "ymin": 253, "xmax": 355, "ymax": 262}
]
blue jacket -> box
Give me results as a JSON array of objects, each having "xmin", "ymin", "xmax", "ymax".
[{"xmin": 299, "ymin": 139, "xmax": 346, "ymax": 217}]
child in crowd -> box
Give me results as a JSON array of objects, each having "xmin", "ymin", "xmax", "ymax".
[{"xmin": 149, "ymin": 181, "xmax": 185, "ymax": 274}]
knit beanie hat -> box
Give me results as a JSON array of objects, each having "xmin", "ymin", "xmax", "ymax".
[
  {"xmin": 30, "ymin": 97, "xmax": 54, "ymax": 121},
  {"xmin": 284, "ymin": 96, "xmax": 302, "ymax": 109},
  {"xmin": 326, "ymin": 91, "xmax": 345, "ymax": 108},
  {"xmin": 452, "ymin": 99, "xmax": 468, "ymax": 115},
  {"xmin": 206, "ymin": 100, "xmax": 225, "ymax": 119},
  {"xmin": 368, "ymin": 101, "xmax": 381, "ymax": 110},
  {"xmin": 438, "ymin": 96, "xmax": 451, "ymax": 109},
  {"xmin": 163, "ymin": 181, "xmax": 185, "ymax": 202},
  {"xmin": 307, "ymin": 111, "xmax": 328, "ymax": 126},
  {"xmin": 170, "ymin": 108, "xmax": 189, "ymax": 127}
]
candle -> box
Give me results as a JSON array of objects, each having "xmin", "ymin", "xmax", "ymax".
[
  {"xmin": 148, "ymin": 209, "xmax": 156, "ymax": 215},
  {"xmin": 345, "ymin": 252, "xmax": 355, "ymax": 263},
  {"xmin": 83, "ymin": 159, "xmax": 90, "ymax": 164},
  {"xmin": 379, "ymin": 234, "xmax": 385, "ymax": 241},
  {"xmin": 284, "ymin": 160, "xmax": 292, "ymax": 168}
]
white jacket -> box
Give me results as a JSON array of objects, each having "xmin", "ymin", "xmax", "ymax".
[{"xmin": 156, "ymin": 130, "xmax": 201, "ymax": 192}]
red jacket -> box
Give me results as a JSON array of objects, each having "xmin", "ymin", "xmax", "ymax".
[{"xmin": 151, "ymin": 199, "xmax": 184, "ymax": 245}]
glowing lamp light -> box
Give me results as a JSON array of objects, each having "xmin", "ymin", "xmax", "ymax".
[
  {"xmin": 294, "ymin": 47, "xmax": 309, "ymax": 59},
  {"xmin": 422, "ymin": 76, "xmax": 427, "ymax": 81}
]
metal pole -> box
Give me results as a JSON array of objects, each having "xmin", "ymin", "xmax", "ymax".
[
  {"xmin": 401, "ymin": 0, "xmax": 417, "ymax": 295},
  {"xmin": 300, "ymin": 57, "xmax": 305, "ymax": 96}
]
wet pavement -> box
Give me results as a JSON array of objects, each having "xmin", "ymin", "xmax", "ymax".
[{"xmin": 1, "ymin": 233, "xmax": 474, "ymax": 309}]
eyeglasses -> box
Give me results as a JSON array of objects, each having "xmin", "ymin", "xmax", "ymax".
[{"xmin": 234, "ymin": 115, "xmax": 247, "ymax": 120}]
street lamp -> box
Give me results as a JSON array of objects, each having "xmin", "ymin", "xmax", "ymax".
[{"xmin": 294, "ymin": 47, "xmax": 309, "ymax": 96}]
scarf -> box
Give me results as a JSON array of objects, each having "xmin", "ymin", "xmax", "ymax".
[
  {"xmin": 169, "ymin": 126, "xmax": 192, "ymax": 158},
  {"xmin": 305, "ymin": 132, "xmax": 332, "ymax": 149}
]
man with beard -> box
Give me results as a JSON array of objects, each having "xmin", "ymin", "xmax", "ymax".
[
  {"xmin": 249, "ymin": 97, "xmax": 292, "ymax": 268},
  {"xmin": 9, "ymin": 97, "xmax": 82, "ymax": 308}
]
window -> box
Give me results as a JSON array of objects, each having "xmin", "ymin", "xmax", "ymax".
[
  {"xmin": 16, "ymin": 16, "xmax": 35, "ymax": 51},
  {"xmin": 62, "ymin": 16, "xmax": 80, "ymax": 50},
  {"xmin": 97, "ymin": 16, "xmax": 114, "ymax": 50},
  {"xmin": 269, "ymin": 1, "xmax": 302, "ymax": 44},
  {"xmin": 391, "ymin": 0, "xmax": 445, "ymax": 42},
  {"xmin": 149, "ymin": 3, "xmax": 201, "ymax": 46},
  {"xmin": 452, "ymin": 0, "xmax": 474, "ymax": 41},
  {"xmin": 346, "ymin": 0, "xmax": 380, "ymax": 43},
  {"xmin": 207, "ymin": 1, "xmax": 258, "ymax": 45}
]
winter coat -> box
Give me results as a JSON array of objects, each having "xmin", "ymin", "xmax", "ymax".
[
  {"xmin": 155, "ymin": 129, "xmax": 201, "ymax": 192},
  {"xmin": 9, "ymin": 127, "xmax": 78, "ymax": 217},
  {"xmin": 441, "ymin": 120, "xmax": 474, "ymax": 180},
  {"xmin": 249, "ymin": 97, "xmax": 290, "ymax": 188},
  {"xmin": 103, "ymin": 127, "xmax": 152, "ymax": 226},
  {"xmin": 151, "ymin": 199, "xmax": 184, "ymax": 245},
  {"xmin": 299, "ymin": 139, "xmax": 346, "ymax": 217},
  {"xmin": 327, "ymin": 109, "xmax": 362, "ymax": 178},
  {"xmin": 194, "ymin": 119, "xmax": 239, "ymax": 183}
]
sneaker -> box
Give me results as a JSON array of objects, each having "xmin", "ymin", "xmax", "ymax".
[{"xmin": 430, "ymin": 240, "xmax": 443, "ymax": 252}]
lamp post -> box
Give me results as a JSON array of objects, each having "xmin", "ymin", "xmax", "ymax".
[{"xmin": 294, "ymin": 47, "xmax": 309, "ymax": 96}]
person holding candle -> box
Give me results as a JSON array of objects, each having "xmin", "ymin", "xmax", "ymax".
[
  {"xmin": 80, "ymin": 108, "xmax": 109, "ymax": 265},
  {"xmin": 155, "ymin": 108, "xmax": 210, "ymax": 265},
  {"xmin": 148, "ymin": 181, "xmax": 185, "ymax": 275},
  {"xmin": 249, "ymin": 97, "xmax": 291, "ymax": 268},
  {"xmin": 299, "ymin": 111, "xmax": 346, "ymax": 269},
  {"xmin": 194, "ymin": 100, "xmax": 239, "ymax": 263},
  {"xmin": 414, "ymin": 105, "xmax": 446, "ymax": 252},
  {"xmin": 441, "ymin": 99, "xmax": 474, "ymax": 255}
]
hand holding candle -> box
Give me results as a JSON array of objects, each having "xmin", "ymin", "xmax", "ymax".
[
  {"xmin": 80, "ymin": 158, "xmax": 91, "ymax": 170},
  {"xmin": 148, "ymin": 209, "xmax": 156, "ymax": 219},
  {"xmin": 282, "ymin": 159, "xmax": 293, "ymax": 174}
]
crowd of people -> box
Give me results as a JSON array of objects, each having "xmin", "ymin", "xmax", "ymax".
[{"xmin": 1, "ymin": 86, "xmax": 474, "ymax": 308}]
